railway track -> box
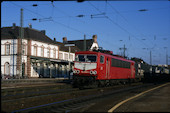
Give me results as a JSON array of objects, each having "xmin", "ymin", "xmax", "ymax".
[
  {"xmin": 7, "ymin": 82, "xmax": 154, "ymax": 113},
  {"xmin": 2, "ymin": 82, "xmax": 73, "ymax": 100}
]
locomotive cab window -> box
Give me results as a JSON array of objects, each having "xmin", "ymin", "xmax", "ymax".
[
  {"xmin": 75, "ymin": 54, "xmax": 97, "ymax": 62},
  {"xmin": 100, "ymin": 55, "xmax": 104, "ymax": 63},
  {"xmin": 86, "ymin": 55, "xmax": 97, "ymax": 62},
  {"xmin": 76, "ymin": 55, "xmax": 85, "ymax": 62}
]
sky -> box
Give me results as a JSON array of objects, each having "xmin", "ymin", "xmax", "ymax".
[{"xmin": 1, "ymin": 0, "xmax": 170, "ymax": 65}]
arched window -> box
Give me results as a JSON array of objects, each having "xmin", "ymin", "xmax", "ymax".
[{"xmin": 4, "ymin": 62, "xmax": 10, "ymax": 75}]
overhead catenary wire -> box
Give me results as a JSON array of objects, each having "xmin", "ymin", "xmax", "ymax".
[
  {"xmin": 10, "ymin": 1, "xmax": 120, "ymax": 51},
  {"xmin": 10, "ymin": 1, "xmax": 91, "ymax": 37},
  {"xmin": 88, "ymin": 1, "xmax": 158, "ymax": 61},
  {"xmin": 9, "ymin": 1, "xmax": 150, "ymax": 50},
  {"xmin": 51, "ymin": 3, "xmax": 85, "ymax": 24},
  {"xmin": 88, "ymin": 1, "xmax": 150, "ymax": 48},
  {"xmin": 107, "ymin": 2, "xmax": 154, "ymax": 47},
  {"xmin": 9, "ymin": 1, "xmax": 168, "ymax": 63}
]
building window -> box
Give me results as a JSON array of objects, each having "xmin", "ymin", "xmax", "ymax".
[
  {"xmin": 59, "ymin": 53, "xmax": 63, "ymax": 59},
  {"xmin": 53, "ymin": 49, "xmax": 56, "ymax": 58},
  {"xmin": 65, "ymin": 53, "xmax": 68, "ymax": 60},
  {"xmin": 22, "ymin": 44, "xmax": 26, "ymax": 55},
  {"xmin": 47, "ymin": 48, "xmax": 50, "ymax": 58},
  {"xmin": 70, "ymin": 54, "xmax": 73, "ymax": 61},
  {"xmin": 5, "ymin": 44, "xmax": 10, "ymax": 55},
  {"xmin": 41, "ymin": 46, "xmax": 44, "ymax": 57},
  {"xmin": 33, "ymin": 45, "xmax": 37, "ymax": 56},
  {"xmin": 4, "ymin": 62, "xmax": 10, "ymax": 75}
]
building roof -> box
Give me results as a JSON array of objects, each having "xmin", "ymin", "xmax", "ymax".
[
  {"xmin": 1, "ymin": 26, "xmax": 80, "ymax": 53},
  {"xmin": 67, "ymin": 39, "xmax": 95, "ymax": 51}
]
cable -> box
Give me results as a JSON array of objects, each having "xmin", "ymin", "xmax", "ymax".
[
  {"xmin": 88, "ymin": 1, "xmax": 147, "ymax": 46},
  {"xmin": 10, "ymin": 2, "xmax": 89, "ymax": 37},
  {"xmin": 107, "ymin": 2, "xmax": 154, "ymax": 46},
  {"xmin": 88, "ymin": 2, "xmax": 157, "ymax": 54},
  {"xmin": 52, "ymin": 3, "xmax": 85, "ymax": 24}
]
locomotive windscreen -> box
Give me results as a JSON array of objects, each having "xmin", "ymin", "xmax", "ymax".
[{"xmin": 75, "ymin": 54, "xmax": 97, "ymax": 62}]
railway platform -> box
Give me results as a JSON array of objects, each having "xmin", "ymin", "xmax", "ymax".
[
  {"xmin": 112, "ymin": 82, "xmax": 170, "ymax": 112},
  {"xmin": 1, "ymin": 78, "xmax": 70, "ymax": 89}
]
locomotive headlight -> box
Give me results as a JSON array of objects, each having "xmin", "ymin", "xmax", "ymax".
[
  {"xmin": 90, "ymin": 70, "xmax": 97, "ymax": 75},
  {"xmin": 90, "ymin": 71, "xmax": 93, "ymax": 75},
  {"xmin": 76, "ymin": 70, "xmax": 80, "ymax": 74},
  {"xmin": 93, "ymin": 71, "xmax": 97, "ymax": 75}
]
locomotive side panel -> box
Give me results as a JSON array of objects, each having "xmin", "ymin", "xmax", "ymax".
[
  {"xmin": 109, "ymin": 57, "xmax": 135, "ymax": 80},
  {"xmin": 97, "ymin": 53, "xmax": 135, "ymax": 80}
]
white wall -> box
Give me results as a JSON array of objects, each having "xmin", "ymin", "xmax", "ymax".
[
  {"xmin": 1, "ymin": 39, "xmax": 18, "ymax": 76},
  {"xmin": 59, "ymin": 51, "xmax": 75, "ymax": 61},
  {"xmin": 1, "ymin": 39, "xmax": 75, "ymax": 78},
  {"xmin": 31, "ymin": 40, "xmax": 59, "ymax": 59},
  {"xmin": 1, "ymin": 39, "xmax": 18, "ymax": 55}
]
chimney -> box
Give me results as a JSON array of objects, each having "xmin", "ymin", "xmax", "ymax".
[
  {"xmin": 12, "ymin": 23, "xmax": 16, "ymax": 29},
  {"xmin": 28, "ymin": 23, "xmax": 32, "ymax": 28},
  {"xmin": 92, "ymin": 35, "xmax": 97, "ymax": 43},
  {"xmin": 40, "ymin": 30, "xmax": 46, "ymax": 35},
  {"xmin": 63, "ymin": 37, "xmax": 67, "ymax": 43},
  {"xmin": 54, "ymin": 37, "xmax": 56, "ymax": 41}
]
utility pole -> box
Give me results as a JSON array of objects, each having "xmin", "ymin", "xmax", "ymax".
[
  {"xmin": 164, "ymin": 47, "xmax": 168, "ymax": 65},
  {"xmin": 166, "ymin": 50, "xmax": 168, "ymax": 65},
  {"xmin": 19, "ymin": 8, "xmax": 24, "ymax": 79},
  {"xmin": 143, "ymin": 48, "xmax": 152, "ymax": 65},
  {"xmin": 150, "ymin": 50, "xmax": 152, "ymax": 65},
  {"xmin": 119, "ymin": 44, "xmax": 127, "ymax": 58},
  {"xmin": 84, "ymin": 34, "xmax": 86, "ymax": 51}
]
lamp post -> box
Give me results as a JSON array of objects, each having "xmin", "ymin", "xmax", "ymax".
[
  {"xmin": 64, "ymin": 44, "xmax": 75, "ymax": 81},
  {"xmin": 164, "ymin": 47, "xmax": 168, "ymax": 65},
  {"xmin": 143, "ymin": 48, "xmax": 152, "ymax": 65}
]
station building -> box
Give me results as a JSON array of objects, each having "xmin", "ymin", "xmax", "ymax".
[
  {"xmin": 1, "ymin": 24, "xmax": 99, "ymax": 79},
  {"xmin": 1, "ymin": 24, "xmax": 79, "ymax": 79}
]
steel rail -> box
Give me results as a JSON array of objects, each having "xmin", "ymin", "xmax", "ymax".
[{"xmin": 11, "ymin": 83, "xmax": 152, "ymax": 113}]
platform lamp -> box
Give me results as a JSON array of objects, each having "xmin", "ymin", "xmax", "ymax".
[{"xmin": 64, "ymin": 44, "xmax": 75, "ymax": 81}]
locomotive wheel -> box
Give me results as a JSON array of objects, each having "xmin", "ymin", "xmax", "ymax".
[{"xmin": 105, "ymin": 80, "xmax": 110, "ymax": 87}]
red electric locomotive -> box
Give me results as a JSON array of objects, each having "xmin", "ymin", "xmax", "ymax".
[{"xmin": 72, "ymin": 49, "xmax": 136, "ymax": 88}]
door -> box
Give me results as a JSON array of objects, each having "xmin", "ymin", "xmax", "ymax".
[
  {"xmin": 106, "ymin": 58, "xmax": 110, "ymax": 79},
  {"xmin": 131, "ymin": 63, "xmax": 135, "ymax": 78}
]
